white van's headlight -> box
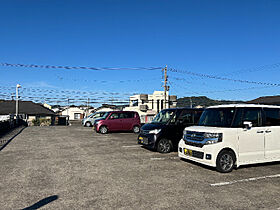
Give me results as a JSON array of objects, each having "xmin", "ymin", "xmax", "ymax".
[
  {"xmin": 149, "ymin": 129, "xmax": 161, "ymax": 134},
  {"xmin": 204, "ymin": 133, "xmax": 223, "ymax": 144}
]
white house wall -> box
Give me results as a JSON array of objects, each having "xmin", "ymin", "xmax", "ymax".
[{"xmin": 62, "ymin": 107, "xmax": 85, "ymax": 120}]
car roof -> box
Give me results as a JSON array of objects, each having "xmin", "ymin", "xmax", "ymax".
[
  {"xmin": 109, "ymin": 111, "xmax": 137, "ymax": 113},
  {"xmin": 163, "ymin": 107, "xmax": 204, "ymax": 111},
  {"xmin": 208, "ymin": 104, "xmax": 280, "ymax": 109}
]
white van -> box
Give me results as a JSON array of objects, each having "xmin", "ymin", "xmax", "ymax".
[{"xmin": 178, "ymin": 104, "xmax": 280, "ymax": 173}]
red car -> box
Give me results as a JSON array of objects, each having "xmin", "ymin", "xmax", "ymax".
[{"xmin": 94, "ymin": 111, "xmax": 141, "ymax": 134}]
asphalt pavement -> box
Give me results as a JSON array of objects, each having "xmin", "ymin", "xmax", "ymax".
[{"xmin": 0, "ymin": 125, "xmax": 279, "ymax": 209}]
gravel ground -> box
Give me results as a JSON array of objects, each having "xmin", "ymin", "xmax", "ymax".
[{"xmin": 0, "ymin": 125, "xmax": 279, "ymax": 209}]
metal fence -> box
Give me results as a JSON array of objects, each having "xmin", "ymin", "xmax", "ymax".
[{"xmin": 0, "ymin": 115, "xmax": 27, "ymax": 148}]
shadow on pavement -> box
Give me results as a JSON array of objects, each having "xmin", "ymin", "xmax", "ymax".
[
  {"xmin": 22, "ymin": 195, "xmax": 59, "ymax": 210},
  {"xmin": 0, "ymin": 126, "xmax": 26, "ymax": 151}
]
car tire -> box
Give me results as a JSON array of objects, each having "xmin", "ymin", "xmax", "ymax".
[
  {"xmin": 133, "ymin": 125, "xmax": 140, "ymax": 134},
  {"xmin": 85, "ymin": 122, "xmax": 92, "ymax": 127},
  {"xmin": 156, "ymin": 138, "xmax": 173, "ymax": 153},
  {"xmin": 99, "ymin": 126, "xmax": 108, "ymax": 134},
  {"xmin": 216, "ymin": 150, "xmax": 235, "ymax": 173}
]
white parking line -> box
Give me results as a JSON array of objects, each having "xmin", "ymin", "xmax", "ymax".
[
  {"xmin": 210, "ymin": 174, "xmax": 280, "ymax": 187},
  {"xmin": 150, "ymin": 157, "xmax": 179, "ymax": 161},
  {"xmin": 122, "ymin": 145, "xmax": 140, "ymax": 148},
  {"xmin": 150, "ymin": 157, "xmax": 165, "ymax": 160}
]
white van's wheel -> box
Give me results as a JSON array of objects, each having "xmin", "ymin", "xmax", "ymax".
[
  {"xmin": 99, "ymin": 126, "xmax": 108, "ymax": 134},
  {"xmin": 216, "ymin": 150, "xmax": 235, "ymax": 173},
  {"xmin": 133, "ymin": 125, "xmax": 140, "ymax": 133},
  {"xmin": 85, "ymin": 122, "xmax": 92, "ymax": 127}
]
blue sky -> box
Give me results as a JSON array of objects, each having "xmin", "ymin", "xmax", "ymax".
[{"xmin": 0, "ymin": 0, "xmax": 280, "ymax": 105}]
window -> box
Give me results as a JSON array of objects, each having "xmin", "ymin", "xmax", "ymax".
[
  {"xmin": 131, "ymin": 100, "xmax": 138, "ymax": 107},
  {"xmin": 126, "ymin": 112, "xmax": 134, "ymax": 118},
  {"xmin": 94, "ymin": 113, "xmax": 103, "ymax": 118},
  {"xmin": 264, "ymin": 108, "xmax": 280, "ymax": 126},
  {"xmin": 194, "ymin": 110, "xmax": 203, "ymax": 123},
  {"xmin": 74, "ymin": 113, "xmax": 81, "ymax": 120},
  {"xmin": 199, "ymin": 108, "xmax": 236, "ymax": 127},
  {"xmin": 242, "ymin": 108, "xmax": 262, "ymax": 127},
  {"xmin": 177, "ymin": 110, "xmax": 194, "ymax": 125},
  {"xmin": 152, "ymin": 110, "xmax": 175, "ymax": 124},
  {"xmin": 109, "ymin": 113, "xmax": 120, "ymax": 119},
  {"xmin": 120, "ymin": 112, "xmax": 134, "ymax": 119}
]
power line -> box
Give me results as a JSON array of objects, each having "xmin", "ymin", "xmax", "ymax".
[
  {"xmin": 169, "ymin": 68, "xmax": 280, "ymax": 87},
  {"xmin": 0, "ymin": 85, "xmax": 140, "ymax": 96},
  {"xmin": 220, "ymin": 62, "xmax": 280, "ymax": 77},
  {"xmin": 0, "ymin": 62, "xmax": 163, "ymax": 71}
]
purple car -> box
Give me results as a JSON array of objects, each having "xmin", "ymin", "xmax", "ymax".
[{"xmin": 94, "ymin": 111, "xmax": 141, "ymax": 134}]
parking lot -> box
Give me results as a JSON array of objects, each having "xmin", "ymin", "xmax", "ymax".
[{"xmin": 0, "ymin": 125, "xmax": 280, "ymax": 209}]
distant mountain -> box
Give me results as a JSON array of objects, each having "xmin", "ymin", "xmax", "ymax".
[
  {"xmin": 247, "ymin": 95, "xmax": 280, "ymax": 105},
  {"xmin": 177, "ymin": 96, "xmax": 244, "ymax": 108}
]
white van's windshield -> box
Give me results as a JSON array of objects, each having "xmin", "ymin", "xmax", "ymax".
[
  {"xmin": 198, "ymin": 108, "xmax": 236, "ymax": 127},
  {"xmin": 152, "ymin": 110, "xmax": 175, "ymax": 124}
]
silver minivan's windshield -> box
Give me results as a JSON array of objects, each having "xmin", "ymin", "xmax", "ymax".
[
  {"xmin": 99, "ymin": 112, "xmax": 110, "ymax": 119},
  {"xmin": 152, "ymin": 110, "xmax": 175, "ymax": 124},
  {"xmin": 198, "ymin": 108, "xmax": 236, "ymax": 127}
]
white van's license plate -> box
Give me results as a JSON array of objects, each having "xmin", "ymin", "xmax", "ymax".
[{"xmin": 184, "ymin": 148, "xmax": 192, "ymax": 156}]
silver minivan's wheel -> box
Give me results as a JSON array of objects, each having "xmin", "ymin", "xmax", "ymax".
[
  {"xmin": 133, "ymin": 125, "xmax": 140, "ymax": 133},
  {"xmin": 216, "ymin": 150, "xmax": 235, "ymax": 173},
  {"xmin": 99, "ymin": 126, "xmax": 108, "ymax": 134},
  {"xmin": 157, "ymin": 138, "xmax": 173, "ymax": 153},
  {"xmin": 85, "ymin": 122, "xmax": 92, "ymax": 127}
]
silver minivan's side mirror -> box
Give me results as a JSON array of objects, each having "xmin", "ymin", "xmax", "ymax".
[{"xmin": 243, "ymin": 121, "xmax": 252, "ymax": 129}]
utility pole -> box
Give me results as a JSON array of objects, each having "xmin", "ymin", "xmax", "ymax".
[
  {"xmin": 163, "ymin": 66, "xmax": 169, "ymax": 109},
  {"xmin": 87, "ymin": 98, "xmax": 90, "ymax": 117},
  {"xmin": 16, "ymin": 84, "xmax": 21, "ymax": 124},
  {"xmin": 67, "ymin": 98, "xmax": 69, "ymax": 117},
  {"xmin": 190, "ymin": 97, "xmax": 193, "ymax": 108}
]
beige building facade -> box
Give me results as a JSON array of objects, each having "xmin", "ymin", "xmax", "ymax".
[{"xmin": 124, "ymin": 91, "xmax": 177, "ymax": 123}]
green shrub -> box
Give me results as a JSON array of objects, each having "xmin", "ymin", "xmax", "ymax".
[
  {"xmin": 39, "ymin": 118, "xmax": 51, "ymax": 126},
  {"xmin": 32, "ymin": 118, "xmax": 51, "ymax": 126},
  {"xmin": 32, "ymin": 119, "xmax": 40, "ymax": 126}
]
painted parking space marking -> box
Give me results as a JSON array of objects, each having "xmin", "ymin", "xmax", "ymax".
[
  {"xmin": 210, "ymin": 174, "xmax": 280, "ymax": 187},
  {"xmin": 122, "ymin": 145, "xmax": 141, "ymax": 148},
  {"xmin": 150, "ymin": 157, "xmax": 179, "ymax": 161},
  {"xmin": 150, "ymin": 157, "xmax": 165, "ymax": 160}
]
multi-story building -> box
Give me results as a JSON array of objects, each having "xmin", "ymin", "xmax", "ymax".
[{"xmin": 124, "ymin": 91, "xmax": 177, "ymax": 123}]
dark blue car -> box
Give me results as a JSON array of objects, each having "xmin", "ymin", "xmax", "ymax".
[{"xmin": 138, "ymin": 108, "xmax": 203, "ymax": 153}]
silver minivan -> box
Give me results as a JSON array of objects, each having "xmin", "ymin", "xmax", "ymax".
[{"xmin": 82, "ymin": 112, "xmax": 108, "ymax": 127}]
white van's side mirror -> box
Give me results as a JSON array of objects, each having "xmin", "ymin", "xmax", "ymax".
[{"xmin": 243, "ymin": 121, "xmax": 252, "ymax": 129}]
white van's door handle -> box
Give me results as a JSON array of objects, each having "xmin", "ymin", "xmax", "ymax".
[
  {"xmin": 265, "ymin": 130, "xmax": 271, "ymax": 133},
  {"xmin": 257, "ymin": 131, "xmax": 264, "ymax": 133}
]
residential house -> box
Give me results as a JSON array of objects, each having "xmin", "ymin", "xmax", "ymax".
[
  {"xmin": 93, "ymin": 104, "xmax": 120, "ymax": 113},
  {"xmin": 61, "ymin": 106, "xmax": 85, "ymax": 120},
  {"xmin": 0, "ymin": 100, "xmax": 55, "ymax": 125}
]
